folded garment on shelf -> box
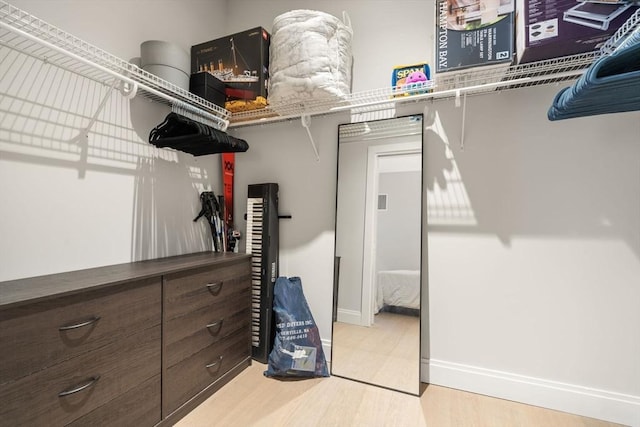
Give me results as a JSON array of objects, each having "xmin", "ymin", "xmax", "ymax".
[
  {"xmin": 547, "ymin": 35, "xmax": 640, "ymax": 121},
  {"xmin": 149, "ymin": 112, "xmax": 249, "ymax": 156}
]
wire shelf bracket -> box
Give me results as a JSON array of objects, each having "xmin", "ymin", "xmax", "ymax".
[
  {"xmin": 301, "ymin": 114, "xmax": 320, "ymax": 162},
  {"xmin": 70, "ymin": 79, "xmax": 119, "ymax": 144}
]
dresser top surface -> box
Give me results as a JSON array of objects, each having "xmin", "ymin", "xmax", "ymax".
[{"xmin": 0, "ymin": 252, "xmax": 251, "ymax": 310}]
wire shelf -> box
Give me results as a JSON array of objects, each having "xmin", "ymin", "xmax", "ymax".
[
  {"xmin": 600, "ymin": 8, "xmax": 640, "ymax": 54},
  {"xmin": 1, "ymin": 0, "xmax": 637, "ymax": 132},
  {"xmin": 0, "ymin": 0, "xmax": 230, "ymax": 130},
  {"xmin": 230, "ymin": 81, "xmax": 436, "ymax": 124},
  {"xmin": 229, "ymin": 50, "xmax": 604, "ymax": 128},
  {"xmin": 229, "ymin": 9, "xmax": 638, "ymax": 128}
]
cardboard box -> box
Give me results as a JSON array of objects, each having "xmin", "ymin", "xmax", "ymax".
[
  {"xmin": 391, "ymin": 63, "xmax": 432, "ymax": 97},
  {"xmin": 191, "ymin": 27, "xmax": 270, "ymax": 109},
  {"xmin": 435, "ymin": 0, "xmax": 516, "ymax": 73},
  {"xmin": 189, "ymin": 72, "xmax": 226, "ymax": 109},
  {"xmin": 516, "ymin": 0, "xmax": 638, "ymax": 64}
]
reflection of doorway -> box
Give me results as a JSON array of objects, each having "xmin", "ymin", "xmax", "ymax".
[{"xmin": 361, "ymin": 142, "xmax": 422, "ymax": 327}]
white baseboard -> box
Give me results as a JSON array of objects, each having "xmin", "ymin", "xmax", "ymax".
[
  {"xmin": 423, "ymin": 358, "xmax": 640, "ymax": 427},
  {"xmin": 336, "ymin": 308, "xmax": 361, "ymax": 325}
]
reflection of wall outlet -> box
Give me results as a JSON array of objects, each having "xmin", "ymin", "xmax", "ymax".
[{"xmin": 529, "ymin": 18, "xmax": 559, "ymax": 41}]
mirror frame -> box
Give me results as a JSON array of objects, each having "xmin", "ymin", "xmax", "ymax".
[{"xmin": 331, "ymin": 114, "xmax": 423, "ymax": 395}]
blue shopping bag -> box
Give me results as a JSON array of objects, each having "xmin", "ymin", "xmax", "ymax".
[{"xmin": 264, "ymin": 276, "xmax": 329, "ymax": 378}]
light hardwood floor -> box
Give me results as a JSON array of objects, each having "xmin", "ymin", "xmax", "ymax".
[
  {"xmin": 332, "ymin": 312, "xmax": 420, "ymax": 394},
  {"xmin": 175, "ymin": 362, "xmax": 624, "ymax": 427}
]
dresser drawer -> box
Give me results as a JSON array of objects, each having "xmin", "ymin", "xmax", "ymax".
[
  {"xmin": 164, "ymin": 327, "xmax": 251, "ymax": 415},
  {"xmin": 0, "ymin": 324, "xmax": 161, "ymax": 426},
  {"xmin": 163, "ymin": 259, "xmax": 251, "ymax": 321},
  {"xmin": 0, "ymin": 278, "xmax": 160, "ymax": 384},
  {"xmin": 67, "ymin": 374, "xmax": 161, "ymax": 427},
  {"xmin": 165, "ymin": 286, "xmax": 251, "ymax": 367}
]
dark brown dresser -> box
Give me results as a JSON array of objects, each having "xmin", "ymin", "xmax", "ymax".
[{"xmin": 0, "ymin": 252, "xmax": 252, "ymax": 426}]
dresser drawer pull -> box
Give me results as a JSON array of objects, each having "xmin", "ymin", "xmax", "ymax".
[
  {"xmin": 206, "ymin": 318, "xmax": 225, "ymax": 334},
  {"xmin": 58, "ymin": 375, "xmax": 100, "ymax": 397},
  {"xmin": 58, "ymin": 316, "xmax": 101, "ymax": 331},
  {"xmin": 205, "ymin": 356, "xmax": 223, "ymax": 369},
  {"xmin": 206, "ymin": 281, "xmax": 223, "ymax": 295}
]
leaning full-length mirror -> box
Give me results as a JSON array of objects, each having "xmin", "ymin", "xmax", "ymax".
[{"xmin": 332, "ymin": 114, "xmax": 423, "ymax": 395}]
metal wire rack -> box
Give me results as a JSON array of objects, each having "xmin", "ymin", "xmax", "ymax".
[
  {"xmin": 599, "ymin": 8, "xmax": 640, "ymax": 54},
  {"xmin": 230, "ymin": 8, "xmax": 639, "ymax": 128},
  {"xmin": 229, "ymin": 81, "xmax": 436, "ymax": 125},
  {"xmin": 1, "ymin": 1, "xmax": 637, "ymax": 132},
  {"xmin": 0, "ymin": 0, "xmax": 230, "ymax": 131},
  {"xmin": 229, "ymin": 50, "xmax": 603, "ymax": 128}
]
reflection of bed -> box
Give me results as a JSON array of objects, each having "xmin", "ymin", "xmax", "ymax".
[{"xmin": 375, "ymin": 270, "xmax": 420, "ymax": 315}]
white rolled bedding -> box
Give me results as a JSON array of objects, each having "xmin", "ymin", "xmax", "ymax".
[{"xmin": 268, "ymin": 9, "xmax": 353, "ymax": 108}]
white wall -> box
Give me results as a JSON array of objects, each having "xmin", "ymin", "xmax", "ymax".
[
  {"xmin": 424, "ymin": 86, "xmax": 640, "ymax": 425},
  {"xmin": 229, "ymin": 114, "xmax": 344, "ymax": 353},
  {"xmin": 2, "ymin": 1, "xmax": 639, "ymax": 425},
  {"xmin": 226, "ymin": 1, "xmax": 640, "ymax": 425},
  {"xmin": 377, "ymin": 169, "xmax": 422, "ymax": 271},
  {"xmin": 1, "ymin": 0, "xmax": 229, "ymax": 281}
]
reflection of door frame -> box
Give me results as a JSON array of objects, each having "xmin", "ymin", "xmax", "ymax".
[{"xmin": 361, "ymin": 141, "xmax": 422, "ymax": 326}]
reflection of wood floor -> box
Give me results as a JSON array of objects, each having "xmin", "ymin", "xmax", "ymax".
[
  {"xmin": 331, "ymin": 311, "xmax": 420, "ymax": 394},
  {"xmin": 176, "ymin": 361, "xmax": 622, "ymax": 427}
]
